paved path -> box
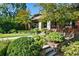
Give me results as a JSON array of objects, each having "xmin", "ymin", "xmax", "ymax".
[
  {"xmin": 0, "ymin": 35, "xmax": 33, "ymax": 41},
  {"xmin": 0, "ymin": 36, "xmax": 23, "ymax": 41}
]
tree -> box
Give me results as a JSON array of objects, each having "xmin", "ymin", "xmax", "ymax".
[
  {"xmin": 16, "ymin": 9, "xmax": 31, "ymax": 30},
  {"xmin": 35, "ymin": 4, "xmax": 57, "ymax": 30},
  {"xmin": 0, "ymin": 3, "xmax": 29, "ymax": 33},
  {"xmin": 37, "ymin": 3, "xmax": 79, "ymax": 28}
]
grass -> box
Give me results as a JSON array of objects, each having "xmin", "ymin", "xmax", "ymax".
[{"xmin": 0, "ymin": 34, "xmax": 28, "ymax": 38}]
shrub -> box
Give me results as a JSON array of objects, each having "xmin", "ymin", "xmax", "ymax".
[
  {"xmin": 33, "ymin": 35, "xmax": 46, "ymax": 46},
  {"xmin": 30, "ymin": 28, "xmax": 50, "ymax": 34},
  {"xmin": 30, "ymin": 28, "xmax": 40, "ymax": 33},
  {"xmin": 61, "ymin": 41, "xmax": 79, "ymax": 56},
  {"xmin": 9, "ymin": 29, "xmax": 16, "ymax": 33},
  {"xmin": 0, "ymin": 28, "xmax": 4, "ymax": 33},
  {"xmin": 0, "ymin": 40, "xmax": 10, "ymax": 56},
  {"xmin": 46, "ymin": 32, "xmax": 64, "ymax": 42},
  {"xmin": 7, "ymin": 37, "xmax": 43, "ymax": 56},
  {"xmin": 40, "ymin": 28, "xmax": 50, "ymax": 34},
  {"xmin": 1, "ymin": 21, "xmax": 15, "ymax": 33},
  {"xmin": 17, "ymin": 30, "xmax": 27, "ymax": 33}
]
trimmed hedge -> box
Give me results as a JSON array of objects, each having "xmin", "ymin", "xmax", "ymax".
[
  {"xmin": 46, "ymin": 32, "xmax": 64, "ymax": 42},
  {"xmin": 61, "ymin": 41, "xmax": 79, "ymax": 56},
  {"xmin": 7, "ymin": 37, "xmax": 44, "ymax": 56},
  {"xmin": 33, "ymin": 35, "xmax": 46, "ymax": 46}
]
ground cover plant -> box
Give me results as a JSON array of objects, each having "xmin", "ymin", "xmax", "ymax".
[{"xmin": 61, "ymin": 41, "xmax": 79, "ymax": 56}]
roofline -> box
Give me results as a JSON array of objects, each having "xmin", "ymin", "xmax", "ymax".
[{"xmin": 31, "ymin": 14, "xmax": 42, "ymax": 20}]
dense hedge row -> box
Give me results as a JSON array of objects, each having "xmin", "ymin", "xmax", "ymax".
[
  {"xmin": 0, "ymin": 21, "xmax": 26, "ymax": 33},
  {"xmin": 7, "ymin": 37, "xmax": 45, "ymax": 56},
  {"xmin": 0, "ymin": 35, "xmax": 45, "ymax": 56}
]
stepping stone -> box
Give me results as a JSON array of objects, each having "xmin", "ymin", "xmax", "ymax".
[
  {"xmin": 46, "ymin": 49, "xmax": 57, "ymax": 56},
  {"xmin": 44, "ymin": 48, "xmax": 54, "ymax": 54},
  {"xmin": 42, "ymin": 45, "xmax": 50, "ymax": 49}
]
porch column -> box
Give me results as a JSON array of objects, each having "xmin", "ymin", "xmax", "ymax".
[
  {"xmin": 38, "ymin": 22, "xmax": 42, "ymax": 30},
  {"xmin": 70, "ymin": 21, "xmax": 72, "ymax": 27},
  {"xmin": 47, "ymin": 21, "xmax": 51, "ymax": 30}
]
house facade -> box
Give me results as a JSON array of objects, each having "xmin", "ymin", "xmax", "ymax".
[
  {"xmin": 31, "ymin": 14, "xmax": 57, "ymax": 31},
  {"xmin": 31, "ymin": 14, "xmax": 79, "ymax": 32}
]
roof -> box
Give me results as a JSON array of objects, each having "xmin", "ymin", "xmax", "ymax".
[{"xmin": 31, "ymin": 14, "xmax": 42, "ymax": 20}]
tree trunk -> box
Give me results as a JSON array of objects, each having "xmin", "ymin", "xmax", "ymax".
[
  {"xmin": 25, "ymin": 23, "xmax": 27, "ymax": 30},
  {"xmin": 47, "ymin": 21, "xmax": 51, "ymax": 30},
  {"xmin": 28, "ymin": 23, "xmax": 31, "ymax": 30}
]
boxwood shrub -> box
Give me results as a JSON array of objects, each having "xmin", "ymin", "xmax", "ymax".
[
  {"xmin": 7, "ymin": 37, "xmax": 44, "ymax": 56},
  {"xmin": 33, "ymin": 34, "xmax": 46, "ymax": 46},
  {"xmin": 61, "ymin": 41, "xmax": 79, "ymax": 56},
  {"xmin": 46, "ymin": 32, "xmax": 64, "ymax": 42},
  {"xmin": 30, "ymin": 28, "xmax": 40, "ymax": 34},
  {"xmin": 0, "ymin": 40, "xmax": 10, "ymax": 56}
]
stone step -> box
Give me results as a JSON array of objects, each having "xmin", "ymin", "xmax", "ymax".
[
  {"xmin": 42, "ymin": 45, "xmax": 50, "ymax": 49},
  {"xmin": 46, "ymin": 48, "xmax": 57, "ymax": 56},
  {"xmin": 44, "ymin": 48, "xmax": 54, "ymax": 54}
]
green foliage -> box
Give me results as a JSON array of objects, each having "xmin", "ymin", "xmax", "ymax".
[
  {"xmin": 30, "ymin": 28, "xmax": 50, "ymax": 34},
  {"xmin": 33, "ymin": 34, "xmax": 46, "ymax": 46},
  {"xmin": 38, "ymin": 3, "xmax": 78, "ymax": 27},
  {"xmin": 0, "ymin": 28, "xmax": 4, "ymax": 33},
  {"xmin": 61, "ymin": 41, "xmax": 79, "ymax": 56},
  {"xmin": 7, "ymin": 37, "xmax": 43, "ymax": 56},
  {"xmin": 9, "ymin": 29, "xmax": 17, "ymax": 33},
  {"xmin": 46, "ymin": 32, "xmax": 64, "ymax": 42},
  {"xmin": 0, "ymin": 3, "xmax": 79, "ymax": 33},
  {"xmin": 0, "ymin": 40, "xmax": 10, "ymax": 56},
  {"xmin": 30, "ymin": 28, "xmax": 40, "ymax": 33},
  {"xmin": 0, "ymin": 3, "xmax": 30, "ymax": 32},
  {"xmin": 17, "ymin": 30, "xmax": 27, "ymax": 33},
  {"xmin": 16, "ymin": 9, "xmax": 31, "ymax": 30},
  {"xmin": 0, "ymin": 21, "xmax": 15, "ymax": 33},
  {"xmin": 40, "ymin": 28, "xmax": 50, "ymax": 34},
  {"xmin": 16, "ymin": 9, "xmax": 30, "ymax": 24}
]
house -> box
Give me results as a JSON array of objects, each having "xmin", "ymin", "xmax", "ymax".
[
  {"xmin": 31, "ymin": 14, "xmax": 56, "ymax": 31},
  {"xmin": 31, "ymin": 14, "xmax": 78, "ymax": 32}
]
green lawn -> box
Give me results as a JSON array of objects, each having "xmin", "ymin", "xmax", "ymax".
[{"xmin": 0, "ymin": 34, "xmax": 28, "ymax": 38}]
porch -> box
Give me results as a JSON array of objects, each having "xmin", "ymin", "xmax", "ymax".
[{"xmin": 31, "ymin": 14, "xmax": 79, "ymax": 40}]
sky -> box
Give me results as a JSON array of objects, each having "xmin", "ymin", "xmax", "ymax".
[
  {"xmin": 0, "ymin": 3, "xmax": 42, "ymax": 16},
  {"xmin": 26, "ymin": 3, "xmax": 42, "ymax": 15}
]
